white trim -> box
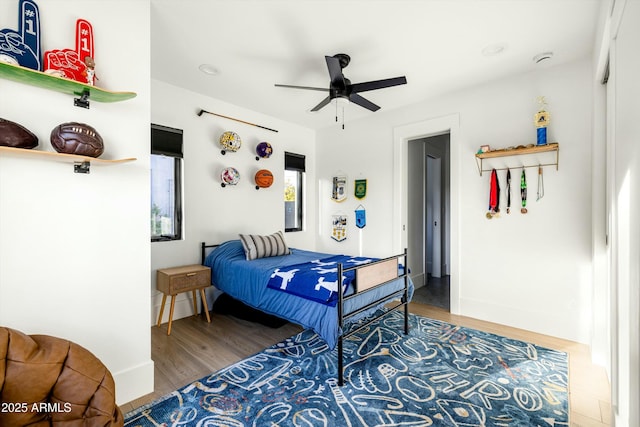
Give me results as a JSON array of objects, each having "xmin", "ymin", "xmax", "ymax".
[
  {"xmin": 607, "ymin": 30, "xmax": 619, "ymax": 418},
  {"xmin": 113, "ymin": 360, "xmax": 155, "ymax": 405},
  {"xmin": 610, "ymin": 0, "xmax": 627, "ymax": 39},
  {"xmin": 393, "ymin": 113, "xmax": 461, "ymax": 314}
]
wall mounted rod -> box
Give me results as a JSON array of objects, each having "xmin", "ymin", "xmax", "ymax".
[{"xmin": 197, "ymin": 108, "xmax": 279, "ymax": 133}]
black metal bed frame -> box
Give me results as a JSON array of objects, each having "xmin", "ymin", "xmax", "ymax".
[{"xmin": 200, "ymin": 242, "xmax": 410, "ymax": 386}]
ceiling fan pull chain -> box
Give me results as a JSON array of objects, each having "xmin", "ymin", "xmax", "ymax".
[{"xmin": 342, "ymin": 106, "xmax": 345, "ymax": 130}]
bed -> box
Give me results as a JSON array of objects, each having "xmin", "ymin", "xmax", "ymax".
[{"xmin": 201, "ymin": 237, "xmax": 414, "ymax": 385}]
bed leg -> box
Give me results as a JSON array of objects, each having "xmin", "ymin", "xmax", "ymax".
[
  {"xmin": 404, "ymin": 302, "xmax": 409, "ymax": 335},
  {"xmin": 404, "ymin": 247, "xmax": 409, "ymax": 335},
  {"xmin": 338, "ymin": 339, "xmax": 344, "ymax": 386},
  {"xmin": 337, "ymin": 262, "xmax": 345, "ymax": 386}
]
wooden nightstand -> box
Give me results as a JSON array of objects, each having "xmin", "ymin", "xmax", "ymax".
[{"xmin": 156, "ymin": 264, "xmax": 211, "ymax": 335}]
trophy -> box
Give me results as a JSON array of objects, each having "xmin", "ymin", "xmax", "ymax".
[{"xmin": 534, "ymin": 96, "xmax": 550, "ymax": 146}]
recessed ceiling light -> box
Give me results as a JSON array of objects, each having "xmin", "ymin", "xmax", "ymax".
[
  {"xmin": 482, "ymin": 43, "xmax": 507, "ymax": 57},
  {"xmin": 533, "ymin": 52, "xmax": 554, "ymax": 64},
  {"xmin": 199, "ymin": 64, "xmax": 220, "ymax": 76}
]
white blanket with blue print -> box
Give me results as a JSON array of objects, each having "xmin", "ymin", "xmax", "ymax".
[{"xmin": 266, "ymin": 255, "xmax": 375, "ymax": 306}]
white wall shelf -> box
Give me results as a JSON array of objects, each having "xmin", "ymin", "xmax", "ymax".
[
  {"xmin": 0, "ymin": 146, "xmax": 136, "ymax": 173},
  {"xmin": 474, "ymin": 142, "xmax": 559, "ymax": 176}
]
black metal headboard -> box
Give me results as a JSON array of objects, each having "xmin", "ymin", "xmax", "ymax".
[{"xmin": 200, "ymin": 242, "xmax": 220, "ymax": 265}]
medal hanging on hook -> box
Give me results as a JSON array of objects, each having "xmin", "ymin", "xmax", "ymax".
[
  {"xmin": 486, "ymin": 168, "xmax": 500, "ymax": 219},
  {"xmin": 506, "ymin": 169, "xmax": 512, "ymax": 214},
  {"xmin": 520, "ymin": 169, "xmax": 528, "ymax": 214},
  {"xmin": 537, "ymin": 165, "xmax": 545, "ymax": 201}
]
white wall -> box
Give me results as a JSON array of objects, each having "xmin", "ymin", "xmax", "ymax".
[
  {"xmin": 316, "ymin": 58, "xmax": 594, "ymax": 344},
  {"xmin": 150, "ymin": 79, "xmax": 316, "ymax": 324},
  {"xmin": 0, "ymin": 1, "xmax": 152, "ymax": 404}
]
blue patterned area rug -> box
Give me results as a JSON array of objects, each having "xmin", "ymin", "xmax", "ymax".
[{"xmin": 125, "ymin": 311, "xmax": 569, "ymax": 426}]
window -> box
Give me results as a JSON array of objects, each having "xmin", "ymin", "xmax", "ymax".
[
  {"xmin": 284, "ymin": 152, "xmax": 305, "ymax": 232},
  {"xmin": 151, "ymin": 124, "xmax": 183, "ymax": 241}
]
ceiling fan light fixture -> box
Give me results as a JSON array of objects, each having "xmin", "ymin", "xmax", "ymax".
[{"xmin": 198, "ymin": 63, "xmax": 220, "ymax": 76}]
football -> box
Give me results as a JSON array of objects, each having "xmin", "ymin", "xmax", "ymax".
[
  {"xmin": 50, "ymin": 122, "xmax": 104, "ymax": 157},
  {"xmin": 0, "ymin": 118, "xmax": 38, "ymax": 149}
]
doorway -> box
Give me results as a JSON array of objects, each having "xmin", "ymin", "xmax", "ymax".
[
  {"xmin": 426, "ymin": 155, "xmax": 442, "ymax": 278},
  {"xmin": 392, "ymin": 113, "xmax": 460, "ymax": 314},
  {"xmin": 407, "ymin": 133, "xmax": 450, "ymax": 310}
]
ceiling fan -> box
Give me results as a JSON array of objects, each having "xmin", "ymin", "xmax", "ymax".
[{"xmin": 275, "ymin": 53, "xmax": 407, "ymax": 114}]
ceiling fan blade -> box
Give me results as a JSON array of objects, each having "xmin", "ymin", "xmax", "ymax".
[
  {"xmin": 350, "ymin": 76, "xmax": 407, "ymax": 93},
  {"xmin": 275, "ymin": 84, "xmax": 329, "ymax": 92},
  {"xmin": 349, "ymin": 93, "xmax": 380, "ymax": 112},
  {"xmin": 325, "ymin": 56, "xmax": 346, "ymax": 88},
  {"xmin": 310, "ymin": 96, "xmax": 332, "ymax": 112}
]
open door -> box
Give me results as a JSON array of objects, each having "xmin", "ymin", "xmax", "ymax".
[{"xmin": 426, "ymin": 155, "xmax": 442, "ymax": 277}]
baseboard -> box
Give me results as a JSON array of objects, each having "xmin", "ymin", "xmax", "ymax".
[
  {"xmin": 410, "ymin": 272, "xmax": 425, "ymax": 288},
  {"xmin": 113, "ymin": 359, "xmax": 155, "ymax": 405},
  {"xmin": 459, "ymin": 297, "xmax": 587, "ymax": 344}
]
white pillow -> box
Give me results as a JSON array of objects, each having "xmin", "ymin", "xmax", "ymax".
[{"xmin": 239, "ymin": 231, "xmax": 291, "ymax": 260}]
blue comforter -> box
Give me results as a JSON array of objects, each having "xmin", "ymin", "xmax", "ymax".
[
  {"xmin": 266, "ymin": 255, "xmax": 375, "ymax": 306},
  {"xmin": 204, "ymin": 240, "xmax": 413, "ymax": 350}
]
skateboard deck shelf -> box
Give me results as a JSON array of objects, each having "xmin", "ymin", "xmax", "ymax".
[
  {"xmin": 0, "ymin": 146, "xmax": 136, "ymax": 174},
  {"xmin": 0, "ymin": 62, "xmax": 136, "ymax": 108}
]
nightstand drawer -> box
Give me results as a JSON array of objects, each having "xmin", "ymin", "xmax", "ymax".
[
  {"xmin": 171, "ymin": 270, "xmax": 208, "ymax": 291},
  {"xmin": 157, "ymin": 265, "xmax": 211, "ymax": 295}
]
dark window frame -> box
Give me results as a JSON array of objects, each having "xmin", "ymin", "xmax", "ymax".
[
  {"xmin": 151, "ymin": 124, "xmax": 183, "ymax": 242},
  {"xmin": 285, "ymin": 152, "xmax": 305, "ymax": 233}
]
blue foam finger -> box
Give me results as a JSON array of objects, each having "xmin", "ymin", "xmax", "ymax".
[{"xmin": 0, "ymin": 0, "xmax": 41, "ymax": 70}]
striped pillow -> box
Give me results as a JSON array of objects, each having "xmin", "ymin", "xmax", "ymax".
[{"xmin": 239, "ymin": 231, "xmax": 291, "ymax": 260}]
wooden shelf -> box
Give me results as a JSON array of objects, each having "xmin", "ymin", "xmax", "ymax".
[
  {"xmin": 0, "ymin": 146, "xmax": 136, "ymax": 173},
  {"xmin": 475, "ymin": 142, "xmax": 559, "ymax": 176},
  {"xmin": 0, "ymin": 62, "xmax": 136, "ymax": 108}
]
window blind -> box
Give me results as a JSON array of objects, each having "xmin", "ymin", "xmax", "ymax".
[
  {"xmin": 285, "ymin": 152, "xmax": 305, "ymax": 172},
  {"xmin": 151, "ymin": 123, "xmax": 183, "ymax": 158}
]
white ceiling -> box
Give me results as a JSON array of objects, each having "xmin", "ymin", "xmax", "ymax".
[{"xmin": 150, "ymin": 0, "xmax": 603, "ymax": 130}]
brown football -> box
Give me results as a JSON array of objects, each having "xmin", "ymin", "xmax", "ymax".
[
  {"xmin": 0, "ymin": 118, "xmax": 38, "ymax": 149},
  {"xmin": 50, "ymin": 122, "xmax": 104, "ymax": 157}
]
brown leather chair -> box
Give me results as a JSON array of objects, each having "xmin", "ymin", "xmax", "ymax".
[{"xmin": 0, "ymin": 327, "xmax": 123, "ymax": 426}]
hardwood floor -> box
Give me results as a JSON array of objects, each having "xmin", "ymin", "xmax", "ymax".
[{"xmin": 120, "ymin": 302, "xmax": 611, "ymax": 426}]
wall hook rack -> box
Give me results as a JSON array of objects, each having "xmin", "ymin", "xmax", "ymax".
[{"xmin": 474, "ymin": 142, "xmax": 559, "ymax": 176}]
